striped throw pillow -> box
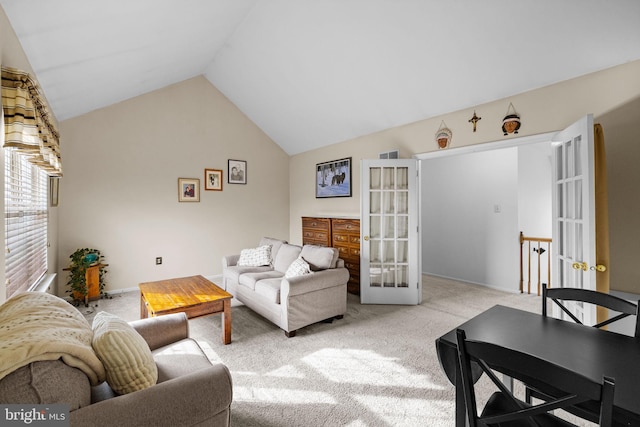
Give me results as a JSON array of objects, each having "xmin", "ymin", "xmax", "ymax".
[{"xmin": 92, "ymin": 312, "xmax": 158, "ymax": 395}]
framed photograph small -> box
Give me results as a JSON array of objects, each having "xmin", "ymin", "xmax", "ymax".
[
  {"xmin": 228, "ymin": 159, "xmax": 247, "ymax": 184},
  {"xmin": 178, "ymin": 178, "xmax": 200, "ymax": 202},
  {"xmin": 316, "ymin": 157, "xmax": 352, "ymax": 198},
  {"xmin": 204, "ymin": 169, "xmax": 223, "ymax": 191}
]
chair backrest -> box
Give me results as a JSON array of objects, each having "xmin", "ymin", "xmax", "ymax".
[
  {"xmin": 456, "ymin": 328, "xmax": 615, "ymax": 427},
  {"xmin": 542, "ymin": 284, "xmax": 640, "ymax": 337}
]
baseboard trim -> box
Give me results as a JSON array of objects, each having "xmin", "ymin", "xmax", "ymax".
[
  {"xmin": 100, "ymin": 274, "xmax": 224, "ymax": 296},
  {"xmin": 423, "ymin": 272, "xmax": 521, "ymax": 294}
]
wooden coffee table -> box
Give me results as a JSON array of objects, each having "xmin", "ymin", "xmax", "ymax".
[{"xmin": 139, "ymin": 275, "xmax": 232, "ymax": 345}]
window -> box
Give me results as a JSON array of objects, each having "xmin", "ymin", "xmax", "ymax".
[{"xmin": 4, "ymin": 149, "xmax": 48, "ymax": 298}]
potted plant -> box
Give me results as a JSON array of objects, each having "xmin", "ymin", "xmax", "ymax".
[{"xmin": 66, "ymin": 248, "xmax": 107, "ymax": 305}]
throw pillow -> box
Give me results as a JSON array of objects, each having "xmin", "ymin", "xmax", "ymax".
[
  {"xmin": 92, "ymin": 312, "xmax": 158, "ymax": 395},
  {"xmin": 237, "ymin": 245, "xmax": 272, "ymax": 267},
  {"xmin": 285, "ymin": 257, "xmax": 313, "ymax": 278},
  {"xmin": 299, "ymin": 245, "xmax": 339, "ymax": 271}
]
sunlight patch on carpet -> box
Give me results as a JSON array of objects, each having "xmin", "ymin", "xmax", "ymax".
[
  {"xmin": 265, "ymin": 365, "xmax": 306, "ymax": 378},
  {"xmin": 234, "ymin": 386, "xmax": 336, "ymax": 404},
  {"xmin": 353, "ymin": 395, "xmax": 453, "ymax": 426},
  {"xmin": 302, "ymin": 348, "xmax": 445, "ymax": 389}
]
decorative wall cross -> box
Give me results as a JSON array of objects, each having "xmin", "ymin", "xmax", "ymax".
[{"xmin": 468, "ymin": 111, "xmax": 481, "ymax": 132}]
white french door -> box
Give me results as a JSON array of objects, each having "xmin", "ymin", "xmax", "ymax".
[
  {"xmin": 360, "ymin": 159, "xmax": 421, "ymax": 305},
  {"xmin": 551, "ymin": 115, "xmax": 597, "ymax": 324}
]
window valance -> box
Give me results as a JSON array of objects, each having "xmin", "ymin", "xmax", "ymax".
[{"xmin": 1, "ymin": 66, "xmax": 62, "ymax": 176}]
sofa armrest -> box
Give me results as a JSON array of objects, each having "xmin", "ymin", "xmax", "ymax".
[
  {"xmin": 282, "ymin": 267, "xmax": 350, "ymax": 297},
  {"xmin": 222, "ymin": 254, "xmax": 240, "ymax": 269},
  {"xmin": 129, "ymin": 313, "xmax": 189, "ymax": 351},
  {"xmin": 70, "ymin": 364, "xmax": 232, "ymax": 427}
]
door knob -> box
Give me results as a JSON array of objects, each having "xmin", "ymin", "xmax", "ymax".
[
  {"xmin": 572, "ymin": 262, "xmax": 607, "ymax": 272},
  {"xmin": 363, "ymin": 236, "xmax": 370, "ymax": 241},
  {"xmin": 572, "ymin": 262, "xmax": 588, "ymax": 271}
]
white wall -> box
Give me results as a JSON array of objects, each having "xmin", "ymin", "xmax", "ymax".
[
  {"xmin": 421, "ymin": 148, "xmax": 519, "ymax": 291},
  {"xmin": 517, "ymin": 143, "xmax": 553, "ymax": 293}
]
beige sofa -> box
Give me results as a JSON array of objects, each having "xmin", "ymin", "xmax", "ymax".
[
  {"xmin": 222, "ymin": 237, "xmax": 349, "ymax": 337},
  {"xmin": 0, "ymin": 310, "xmax": 232, "ymax": 427}
]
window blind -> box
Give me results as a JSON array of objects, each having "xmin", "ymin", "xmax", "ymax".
[{"xmin": 4, "ymin": 149, "xmax": 48, "ymax": 298}]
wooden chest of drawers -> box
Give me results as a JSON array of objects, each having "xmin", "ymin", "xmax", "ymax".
[
  {"xmin": 301, "ymin": 217, "xmax": 331, "ymax": 246},
  {"xmin": 302, "ymin": 216, "xmax": 360, "ymax": 295}
]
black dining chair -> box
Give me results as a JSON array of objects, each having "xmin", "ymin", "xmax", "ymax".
[
  {"xmin": 524, "ymin": 283, "xmax": 638, "ymax": 423},
  {"xmin": 456, "ymin": 328, "xmax": 616, "ymax": 427},
  {"xmin": 542, "ymin": 283, "xmax": 640, "ymax": 336}
]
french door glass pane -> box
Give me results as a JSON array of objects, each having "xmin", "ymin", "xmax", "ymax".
[
  {"xmin": 370, "ymin": 168, "xmax": 381, "ymax": 190},
  {"xmin": 383, "ymin": 216, "xmax": 395, "ymax": 238},
  {"xmin": 397, "ymin": 266, "xmax": 408, "ymax": 288},
  {"xmin": 396, "ymin": 167, "xmax": 408, "ymax": 189},
  {"xmin": 397, "ymin": 216, "xmax": 408, "ymax": 239},
  {"xmin": 370, "ymin": 265, "xmax": 382, "ymax": 287},
  {"xmin": 383, "ymin": 167, "xmax": 394, "ymax": 189},
  {"xmin": 574, "ymin": 136, "xmax": 582, "ymax": 176},
  {"xmin": 397, "ymin": 241, "xmax": 408, "ymax": 263},
  {"xmin": 397, "ymin": 191, "xmax": 408, "ymax": 214},
  {"xmin": 383, "ymin": 192, "xmax": 395, "ymax": 214},
  {"xmin": 370, "ymin": 192, "xmax": 381, "ymax": 214},
  {"xmin": 370, "ymin": 216, "xmax": 381, "ymax": 238},
  {"xmin": 575, "ymin": 180, "xmax": 582, "ymax": 220}
]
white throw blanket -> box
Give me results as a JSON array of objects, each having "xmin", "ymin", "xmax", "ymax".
[{"xmin": 0, "ymin": 292, "xmax": 106, "ymax": 385}]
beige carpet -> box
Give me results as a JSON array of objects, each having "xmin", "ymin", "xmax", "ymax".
[{"xmin": 81, "ymin": 275, "xmax": 592, "ymax": 426}]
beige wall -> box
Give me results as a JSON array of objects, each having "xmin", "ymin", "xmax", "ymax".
[
  {"xmin": 58, "ymin": 76, "xmax": 289, "ymax": 294},
  {"xmin": 1, "ymin": 7, "xmax": 60, "ymax": 303},
  {"xmin": 290, "ymin": 60, "xmax": 640, "ymax": 293}
]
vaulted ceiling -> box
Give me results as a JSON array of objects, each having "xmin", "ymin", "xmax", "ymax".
[{"xmin": 2, "ymin": 1, "xmax": 640, "ymax": 155}]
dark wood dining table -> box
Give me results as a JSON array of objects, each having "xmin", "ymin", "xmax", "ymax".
[{"xmin": 436, "ymin": 304, "xmax": 640, "ymax": 427}]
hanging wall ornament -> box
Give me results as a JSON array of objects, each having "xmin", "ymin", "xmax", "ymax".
[
  {"xmin": 468, "ymin": 110, "xmax": 481, "ymax": 132},
  {"xmin": 435, "ymin": 121, "xmax": 452, "ymax": 149},
  {"xmin": 502, "ymin": 102, "xmax": 521, "ymax": 135}
]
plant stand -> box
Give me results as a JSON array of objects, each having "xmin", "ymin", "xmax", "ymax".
[{"xmin": 64, "ymin": 263, "xmax": 108, "ymax": 305}]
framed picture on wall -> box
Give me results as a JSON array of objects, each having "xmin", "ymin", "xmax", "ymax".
[
  {"xmin": 228, "ymin": 159, "xmax": 247, "ymax": 184},
  {"xmin": 178, "ymin": 178, "xmax": 200, "ymax": 202},
  {"xmin": 204, "ymin": 169, "xmax": 223, "ymax": 191},
  {"xmin": 316, "ymin": 157, "xmax": 352, "ymax": 198}
]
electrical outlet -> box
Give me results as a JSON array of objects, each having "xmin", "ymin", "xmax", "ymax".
[{"xmin": 155, "ymin": 257, "xmax": 162, "ymax": 265}]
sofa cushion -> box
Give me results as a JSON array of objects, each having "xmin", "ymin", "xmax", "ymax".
[
  {"xmin": 92, "ymin": 312, "xmax": 158, "ymax": 395},
  {"xmin": 273, "ymin": 244, "xmax": 303, "ymax": 273},
  {"xmin": 237, "ymin": 245, "xmax": 272, "ymax": 267},
  {"xmin": 152, "ymin": 338, "xmax": 212, "ymax": 383},
  {"xmin": 259, "ymin": 237, "xmax": 287, "ymax": 265},
  {"xmin": 0, "ymin": 360, "xmax": 90, "ymax": 410},
  {"xmin": 239, "ymin": 271, "xmax": 283, "ymax": 290},
  {"xmin": 300, "ymin": 245, "xmax": 340, "ymax": 271},
  {"xmin": 285, "ymin": 257, "xmax": 313, "ymax": 278},
  {"xmin": 254, "ymin": 278, "xmax": 283, "ymax": 304},
  {"xmin": 224, "ymin": 265, "xmax": 273, "ymax": 284}
]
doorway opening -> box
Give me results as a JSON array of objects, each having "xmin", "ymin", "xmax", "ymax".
[{"xmin": 415, "ymin": 132, "xmax": 555, "ymax": 293}]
